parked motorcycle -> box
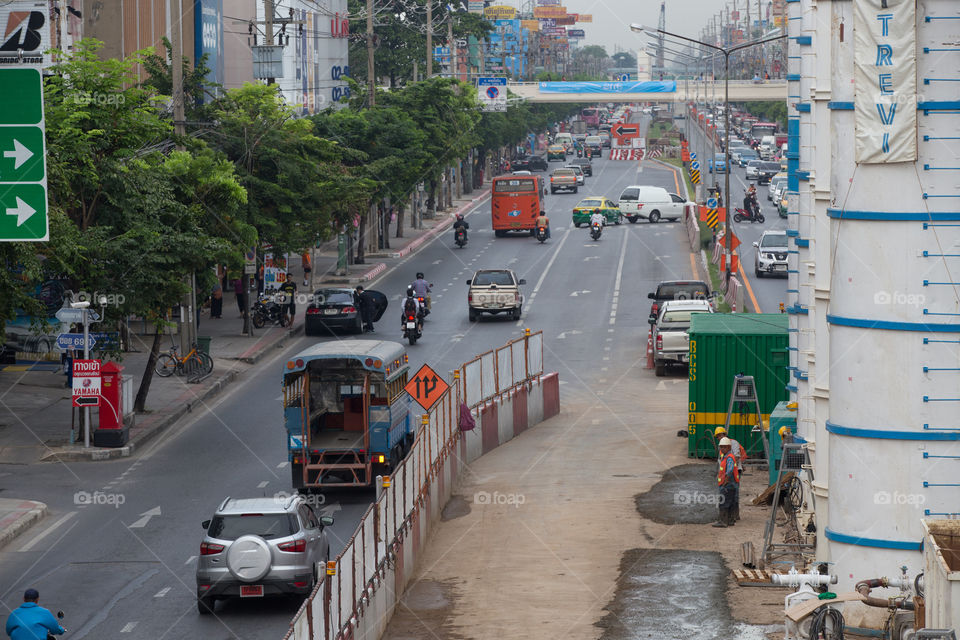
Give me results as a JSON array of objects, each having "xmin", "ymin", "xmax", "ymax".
[
  {"xmin": 252, "ymin": 293, "xmax": 290, "ymax": 328},
  {"xmin": 733, "ymin": 204, "xmax": 765, "ymax": 224},
  {"xmin": 455, "ymin": 227, "xmax": 467, "ymax": 248},
  {"xmin": 536, "ymin": 225, "xmax": 548, "ymax": 243},
  {"xmin": 590, "ymin": 221, "xmax": 603, "ymax": 241}
]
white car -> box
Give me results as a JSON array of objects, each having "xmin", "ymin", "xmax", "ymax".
[
  {"xmin": 754, "ymin": 230, "xmax": 789, "ymax": 278},
  {"xmin": 745, "ymin": 160, "xmax": 763, "ymax": 181},
  {"xmin": 768, "ymin": 177, "xmax": 787, "ymax": 201},
  {"xmin": 649, "ymin": 299, "xmax": 714, "ymax": 376},
  {"xmin": 618, "ymin": 185, "xmax": 690, "ymax": 224},
  {"xmin": 564, "ymin": 165, "xmax": 585, "ymax": 185}
]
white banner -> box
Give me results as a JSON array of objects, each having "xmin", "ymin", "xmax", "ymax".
[{"xmin": 854, "ymin": 0, "xmax": 917, "ymax": 164}]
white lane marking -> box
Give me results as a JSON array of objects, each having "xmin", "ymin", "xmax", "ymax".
[
  {"xmin": 508, "ymin": 258, "xmax": 518, "ymax": 264},
  {"xmin": 128, "ymin": 506, "xmax": 161, "ymax": 529},
  {"xmin": 608, "ymin": 226, "xmax": 629, "ymax": 326},
  {"xmin": 121, "ymin": 622, "xmax": 138, "ymax": 633},
  {"xmin": 185, "ymin": 556, "xmax": 197, "ymax": 565},
  {"xmin": 277, "ymin": 461, "xmax": 289, "ymax": 469},
  {"xmin": 19, "ymin": 512, "xmax": 77, "ymax": 552},
  {"xmin": 432, "ymin": 259, "xmax": 442, "ymax": 265},
  {"xmin": 583, "ymin": 256, "xmax": 598, "ymax": 262},
  {"xmin": 154, "ymin": 588, "xmax": 171, "ymax": 598},
  {"xmin": 257, "ymin": 481, "xmax": 269, "ymax": 488},
  {"xmin": 516, "ymin": 226, "xmax": 573, "ymax": 326},
  {"xmin": 274, "ymin": 394, "xmax": 283, "ymax": 401}
]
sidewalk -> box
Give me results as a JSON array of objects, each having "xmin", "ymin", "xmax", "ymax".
[{"xmin": 0, "ymin": 190, "xmax": 488, "ymax": 545}]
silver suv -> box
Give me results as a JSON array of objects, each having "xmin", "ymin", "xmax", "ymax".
[
  {"xmin": 467, "ymin": 269, "xmax": 525, "ymax": 321},
  {"xmin": 196, "ymin": 495, "xmax": 334, "ymax": 614},
  {"xmin": 754, "ymin": 231, "xmax": 789, "ymax": 278}
]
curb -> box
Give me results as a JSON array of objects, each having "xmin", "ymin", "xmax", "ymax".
[
  {"xmin": 318, "ymin": 262, "xmax": 387, "ymax": 285},
  {"xmin": 0, "ymin": 501, "xmax": 47, "ymax": 549},
  {"xmin": 41, "ymin": 323, "xmax": 305, "ymax": 463}
]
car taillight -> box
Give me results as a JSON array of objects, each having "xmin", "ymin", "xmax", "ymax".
[
  {"xmin": 468, "ymin": 294, "xmax": 473, "ymax": 302},
  {"xmin": 652, "ymin": 303, "xmax": 659, "ymax": 315},
  {"xmin": 278, "ymin": 539, "xmax": 306, "ymax": 553},
  {"xmin": 342, "ymin": 306, "xmax": 356, "ymax": 313},
  {"xmin": 656, "ymin": 335, "xmax": 663, "ymax": 350},
  {"xmin": 306, "ymin": 307, "xmax": 322, "ymax": 314},
  {"xmin": 200, "ymin": 542, "xmax": 224, "ymax": 556}
]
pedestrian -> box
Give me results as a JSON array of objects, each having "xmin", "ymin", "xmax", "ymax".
[
  {"xmin": 354, "ymin": 285, "xmax": 375, "ymax": 332},
  {"xmin": 233, "ymin": 277, "xmax": 246, "ymax": 317},
  {"xmin": 5, "ymin": 588, "xmax": 66, "ymax": 640},
  {"xmin": 712, "ymin": 437, "xmax": 739, "ymax": 528},
  {"xmin": 62, "ymin": 347, "xmax": 75, "ymax": 389},
  {"xmin": 280, "ymin": 273, "xmax": 297, "ymax": 325},
  {"xmin": 301, "ymin": 252, "xmax": 312, "ymax": 287},
  {"xmin": 714, "ymin": 426, "xmax": 744, "ymax": 521},
  {"xmin": 210, "ymin": 280, "xmax": 223, "ymax": 319}
]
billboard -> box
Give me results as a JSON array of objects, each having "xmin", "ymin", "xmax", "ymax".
[
  {"xmin": 534, "ymin": 6, "xmax": 567, "ymax": 18},
  {"xmin": 539, "ymin": 18, "xmax": 556, "ymax": 26},
  {"xmin": 555, "ymin": 16, "xmax": 575, "ymax": 25},
  {"xmin": 468, "ymin": 1, "xmax": 484, "ymax": 12},
  {"xmin": 484, "ymin": 5, "xmax": 518, "ymax": 19},
  {"xmin": 567, "ymin": 29, "xmax": 585, "ymax": 38},
  {"xmin": 521, "ymin": 20, "xmax": 539, "ymax": 31},
  {"xmin": 195, "ymin": 0, "xmax": 224, "ymax": 98},
  {"xmin": 577, "ymin": 14, "xmax": 592, "ymax": 22},
  {"xmin": 0, "ymin": 1, "xmax": 51, "ymax": 66}
]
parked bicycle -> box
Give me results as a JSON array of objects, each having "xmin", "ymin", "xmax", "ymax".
[{"xmin": 155, "ymin": 341, "xmax": 214, "ymax": 378}]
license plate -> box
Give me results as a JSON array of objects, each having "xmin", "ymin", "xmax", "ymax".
[
  {"xmin": 406, "ymin": 322, "xmax": 416, "ymax": 329},
  {"xmin": 240, "ymin": 585, "xmax": 264, "ymax": 598},
  {"xmin": 324, "ymin": 308, "xmax": 339, "ymax": 315},
  {"xmin": 774, "ymin": 264, "xmax": 786, "ymax": 270}
]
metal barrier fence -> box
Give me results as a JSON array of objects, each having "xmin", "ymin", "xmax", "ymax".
[{"xmin": 281, "ymin": 330, "xmax": 544, "ymax": 640}]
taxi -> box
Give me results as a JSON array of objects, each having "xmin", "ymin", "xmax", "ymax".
[
  {"xmin": 572, "ymin": 197, "xmax": 622, "ymax": 226},
  {"xmin": 547, "ymin": 144, "xmax": 566, "ymax": 162}
]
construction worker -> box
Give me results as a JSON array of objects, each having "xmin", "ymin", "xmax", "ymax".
[
  {"xmin": 779, "ymin": 425, "xmax": 793, "ymax": 445},
  {"xmin": 713, "ymin": 437, "xmax": 739, "ymax": 528},
  {"xmin": 714, "ymin": 426, "xmax": 743, "ymax": 521}
]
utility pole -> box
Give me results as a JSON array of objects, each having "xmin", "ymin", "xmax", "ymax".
[
  {"xmin": 366, "ymin": 0, "xmax": 375, "ymax": 105},
  {"xmin": 426, "ymin": 0, "xmax": 433, "ymax": 77},
  {"xmin": 265, "ymin": 0, "xmax": 275, "ymax": 84},
  {"xmin": 447, "ymin": 11, "xmax": 453, "ymax": 78}
]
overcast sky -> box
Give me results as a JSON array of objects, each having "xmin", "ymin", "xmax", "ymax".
[{"xmin": 562, "ymin": 0, "xmax": 748, "ymax": 57}]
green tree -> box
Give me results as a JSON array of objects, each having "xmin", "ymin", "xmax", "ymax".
[{"xmin": 611, "ymin": 51, "xmax": 637, "ymax": 69}]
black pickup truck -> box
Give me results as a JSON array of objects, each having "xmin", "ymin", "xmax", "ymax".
[{"xmin": 647, "ymin": 280, "xmax": 713, "ymax": 319}]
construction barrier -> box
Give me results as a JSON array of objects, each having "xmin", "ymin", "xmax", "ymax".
[
  {"xmin": 281, "ymin": 331, "xmax": 559, "ymax": 640},
  {"xmin": 609, "ymin": 148, "xmax": 643, "ymax": 160}
]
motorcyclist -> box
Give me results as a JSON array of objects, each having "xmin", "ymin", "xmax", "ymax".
[
  {"xmin": 5, "ymin": 589, "xmax": 65, "ymax": 640},
  {"xmin": 590, "ymin": 209, "xmax": 605, "ymax": 229},
  {"xmin": 410, "ymin": 272, "xmax": 432, "ymax": 313},
  {"xmin": 453, "ymin": 213, "xmax": 469, "ymax": 243},
  {"xmin": 535, "ymin": 212, "xmax": 551, "ymax": 239},
  {"xmin": 743, "ymin": 186, "xmax": 759, "ymax": 218},
  {"xmin": 401, "ymin": 286, "xmax": 423, "ymax": 334}
]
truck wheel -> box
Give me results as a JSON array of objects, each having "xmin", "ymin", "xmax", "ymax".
[
  {"xmin": 649, "ymin": 211, "xmax": 661, "ymax": 223},
  {"xmin": 628, "ymin": 216, "xmax": 638, "ymax": 224},
  {"xmin": 655, "ymin": 362, "xmax": 666, "ymax": 377},
  {"xmin": 198, "ymin": 595, "xmax": 216, "ymax": 615},
  {"xmin": 469, "ymin": 308, "xmax": 479, "ymax": 322}
]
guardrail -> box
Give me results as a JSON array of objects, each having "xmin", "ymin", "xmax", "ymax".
[{"xmin": 281, "ymin": 330, "xmax": 545, "ymax": 640}]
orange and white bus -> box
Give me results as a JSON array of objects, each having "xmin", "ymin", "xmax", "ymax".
[{"xmin": 491, "ymin": 174, "xmax": 546, "ymax": 237}]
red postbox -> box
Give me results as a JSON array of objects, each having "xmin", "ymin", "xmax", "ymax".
[{"xmin": 94, "ymin": 361, "xmax": 128, "ymax": 447}]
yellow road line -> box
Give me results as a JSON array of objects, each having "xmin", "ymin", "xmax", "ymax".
[{"xmin": 737, "ymin": 261, "xmax": 763, "ymax": 313}]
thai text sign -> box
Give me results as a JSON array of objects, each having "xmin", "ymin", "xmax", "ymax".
[
  {"xmin": 484, "ymin": 5, "xmax": 517, "ymax": 19},
  {"xmin": 854, "ymin": 0, "xmax": 916, "ymax": 163},
  {"xmin": 534, "ymin": 6, "xmax": 566, "ymax": 18}
]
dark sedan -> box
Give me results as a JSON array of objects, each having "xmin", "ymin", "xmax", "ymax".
[
  {"xmin": 305, "ymin": 287, "xmax": 363, "ymax": 335},
  {"xmin": 512, "ymin": 154, "xmax": 548, "ymax": 172},
  {"xmin": 569, "ymin": 158, "xmax": 593, "ymax": 176}
]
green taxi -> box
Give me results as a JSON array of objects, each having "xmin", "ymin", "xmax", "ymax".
[
  {"xmin": 572, "ymin": 197, "xmax": 622, "ymax": 226},
  {"xmin": 547, "ymin": 144, "xmax": 567, "ymax": 162}
]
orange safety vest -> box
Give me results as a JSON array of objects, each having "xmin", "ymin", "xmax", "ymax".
[{"xmin": 717, "ymin": 452, "xmax": 740, "ymax": 486}]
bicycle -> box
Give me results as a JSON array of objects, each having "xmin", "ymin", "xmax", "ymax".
[{"xmin": 155, "ymin": 342, "xmax": 214, "ymax": 378}]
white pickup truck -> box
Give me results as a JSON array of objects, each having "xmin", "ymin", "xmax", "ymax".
[{"xmin": 649, "ymin": 299, "xmax": 714, "ymax": 376}]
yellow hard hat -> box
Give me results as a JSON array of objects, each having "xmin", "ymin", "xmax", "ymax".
[
  {"xmin": 779, "ymin": 426, "xmax": 789, "ymax": 437},
  {"xmin": 714, "ymin": 427, "xmax": 726, "ymax": 437}
]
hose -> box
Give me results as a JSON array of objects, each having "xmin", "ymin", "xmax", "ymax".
[
  {"xmin": 914, "ymin": 572, "xmax": 924, "ymax": 598},
  {"xmin": 855, "ymin": 579, "xmax": 916, "ymax": 610},
  {"xmin": 808, "ymin": 606, "xmax": 844, "ymax": 640}
]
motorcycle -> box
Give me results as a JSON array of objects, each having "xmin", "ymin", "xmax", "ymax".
[
  {"xmin": 536, "ymin": 225, "xmax": 548, "ymax": 243},
  {"xmin": 252, "ymin": 293, "xmax": 290, "ymax": 328},
  {"xmin": 402, "ymin": 311, "xmax": 422, "ymax": 345},
  {"xmin": 454, "ymin": 227, "xmax": 467, "ymax": 248},
  {"xmin": 734, "ymin": 198, "xmax": 765, "ymax": 224},
  {"xmin": 590, "ymin": 221, "xmax": 603, "ymax": 241},
  {"xmin": 415, "ymin": 295, "xmax": 430, "ymax": 317}
]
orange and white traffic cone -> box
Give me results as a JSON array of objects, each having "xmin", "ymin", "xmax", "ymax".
[{"xmin": 646, "ymin": 328, "xmax": 655, "ymax": 369}]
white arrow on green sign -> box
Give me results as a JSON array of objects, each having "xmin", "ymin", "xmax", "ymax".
[{"xmin": 0, "ymin": 67, "xmax": 48, "ymax": 242}]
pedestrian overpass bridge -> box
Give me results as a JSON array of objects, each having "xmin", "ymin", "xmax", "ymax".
[{"xmin": 506, "ymin": 80, "xmax": 787, "ymax": 103}]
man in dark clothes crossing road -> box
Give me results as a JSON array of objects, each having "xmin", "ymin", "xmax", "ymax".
[{"xmin": 354, "ymin": 286, "xmax": 376, "ymax": 332}]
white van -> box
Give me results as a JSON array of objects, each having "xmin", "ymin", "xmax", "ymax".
[
  {"xmin": 554, "ymin": 132, "xmax": 573, "ymax": 153},
  {"xmin": 758, "ymin": 135, "xmax": 777, "ymax": 159},
  {"xmin": 617, "ymin": 185, "xmax": 690, "ymax": 223}
]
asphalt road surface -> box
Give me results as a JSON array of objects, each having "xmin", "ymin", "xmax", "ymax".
[
  {"xmin": 682, "ymin": 114, "xmax": 789, "ymax": 313},
  {"xmin": 0, "ymin": 116, "xmax": 702, "ymax": 639}
]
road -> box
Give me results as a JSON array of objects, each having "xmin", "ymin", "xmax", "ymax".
[
  {"xmin": 684, "ymin": 114, "xmax": 789, "ymax": 313},
  {"xmin": 0, "ymin": 117, "xmax": 699, "ymax": 639}
]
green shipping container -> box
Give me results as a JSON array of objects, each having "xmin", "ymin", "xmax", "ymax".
[{"xmin": 687, "ymin": 313, "xmax": 789, "ymax": 459}]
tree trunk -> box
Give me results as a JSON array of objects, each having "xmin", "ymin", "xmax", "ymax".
[
  {"xmin": 474, "ymin": 150, "xmax": 487, "ymax": 189},
  {"xmin": 395, "ymin": 203, "xmax": 405, "ymax": 238},
  {"xmin": 427, "ymin": 179, "xmax": 436, "ymax": 215},
  {"xmin": 382, "ymin": 204, "xmax": 391, "ymax": 249},
  {"xmin": 356, "ymin": 213, "xmax": 366, "ymax": 264},
  {"xmin": 134, "ymin": 328, "xmax": 163, "ymax": 413}
]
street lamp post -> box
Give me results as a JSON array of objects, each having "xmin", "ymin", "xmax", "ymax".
[{"xmin": 631, "ymin": 22, "xmax": 785, "ymax": 281}]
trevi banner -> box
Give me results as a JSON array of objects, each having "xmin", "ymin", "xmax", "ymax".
[{"xmin": 854, "ymin": 0, "xmax": 916, "ymax": 163}]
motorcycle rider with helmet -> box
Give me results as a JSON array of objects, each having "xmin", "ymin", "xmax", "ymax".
[
  {"xmin": 590, "ymin": 209, "xmax": 605, "ymax": 229},
  {"xmin": 410, "ymin": 272, "xmax": 432, "ymax": 314},
  {"xmin": 453, "ymin": 214, "xmax": 469, "ymax": 243},
  {"xmin": 535, "ymin": 212, "xmax": 551, "ymax": 239},
  {"xmin": 743, "ymin": 185, "xmax": 759, "ymax": 219},
  {"xmin": 401, "ymin": 286, "xmax": 424, "ymax": 334}
]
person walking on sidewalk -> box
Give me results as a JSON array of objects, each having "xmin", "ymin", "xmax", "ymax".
[
  {"xmin": 5, "ymin": 589, "xmax": 65, "ymax": 640},
  {"xmin": 280, "ymin": 274, "xmax": 297, "ymax": 325},
  {"xmin": 233, "ymin": 277, "xmax": 246, "ymax": 317},
  {"xmin": 301, "ymin": 252, "xmax": 312, "ymax": 287},
  {"xmin": 210, "ymin": 280, "xmax": 223, "ymax": 319},
  {"xmin": 713, "ymin": 437, "xmax": 739, "ymax": 528}
]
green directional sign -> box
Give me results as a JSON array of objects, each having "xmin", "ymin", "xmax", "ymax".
[{"xmin": 0, "ymin": 67, "xmax": 47, "ymax": 242}]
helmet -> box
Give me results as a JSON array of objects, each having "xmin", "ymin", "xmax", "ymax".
[
  {"xmin": 406, "ymin": 286, "xmax": 414, "ymax": 297},
  {"xmin": 714, "ymin": 427, "xmax": 726, "ymax": 437},
  {"xmin": 456, "ymin": 214, "xmax": 464, "ymax": 221},
  {"xmin": 719, "ymin": 437, "xmax": 732, "ymax": 447},
  {"xmin": 416, "ymin": 272, "xmax": 424, "ymax": 280},
  {"xmin": 778, "ymin": 426, "xmax": 790, "ymax": 437}
]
